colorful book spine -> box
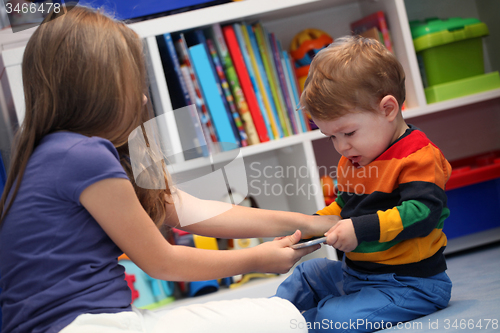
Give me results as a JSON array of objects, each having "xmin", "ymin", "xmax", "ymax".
[
  {"xmin": 351, "ymin": 11, "xmax": 393, "ymax": 53},
  {"xmin": 189, "ymin": 44, "xmax": 239, "ymax": 148},
  {"xmin": 268, "ymin": 30, "xmax": 300, "ymax": 134},
  {"xmin": 186, "ymin": 29, "xmax": 241, "ymax": 147},
  {"xmin": 271, "ymin": 34, "xmax": 301, "ymax": 134},
  {"xmin": 174, "ymin": 33, "xmax": 220, "ymax": 154},
  {"xmin": 284, "ymin": 51, "xmax": 311, "ymax": 131},
  {"xmin": 233, "ymin": 23, "xmax": 274, "ymax": 141},
  {"xmin": 258, "ymin": 25, "xmax": 297, "ymax": 135},
  {"xmin": 159, "ymin": 33, "xmax": 207, "ymax": 159},
  {"xmin": 281, "ymin": 50, "xmax": 307, "ymax": 132},
  {"xmin": 180, "ymin": 65, "xmax": 218, "ymax": 155},
  {"xmin": 278, "ymin": 51, "xmax": 302, "ymax": 134},
  {"xmin": 243, "ymin": 24, "xmax": 283, "ymax": 139},
  {"xmin": 253, "ymin": 23, "xmax": 293, "ymax": 137},
  {"xmin": 222, "ymin": 25, "xmax": 269, "ymax": 143},
  {"xmin": 206, "ymin": 38, "xmax": 249, "ymax": 147},
  {"xmin": 209, "ymin": 23, "xmax": 260, "ymax": 146}
]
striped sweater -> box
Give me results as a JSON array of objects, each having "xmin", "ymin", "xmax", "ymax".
[{"xmin": 317, "ymin": 125, "xmax": 452, "ymax": 277}]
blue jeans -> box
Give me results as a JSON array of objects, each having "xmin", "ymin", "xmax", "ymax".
[{"xmin": 275, "ymin": 258, "xmax": 452, "ymax": 332}]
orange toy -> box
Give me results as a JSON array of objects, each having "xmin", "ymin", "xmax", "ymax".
[
  {"xmin": 290, "ymin": 29, "xmax": 333, "ymax": 93},
  {"xmin": 320, "ymin": 175, "xmax": 335, "ymax": 198}
]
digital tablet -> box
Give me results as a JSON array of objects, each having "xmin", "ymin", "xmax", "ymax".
[{"xmin": 291, "ymin": 236, "xmax": 327, "ymax": 250}]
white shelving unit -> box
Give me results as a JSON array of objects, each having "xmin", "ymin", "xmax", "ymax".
[{"xmin": 1, "ymin": 0, "xmax": 499, "ymax": 308}]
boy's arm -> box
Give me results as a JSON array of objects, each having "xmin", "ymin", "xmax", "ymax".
[{"xmin": 315, "ymin": 195, "xmax": 343, "ymax": 217}]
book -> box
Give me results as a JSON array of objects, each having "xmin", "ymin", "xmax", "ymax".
[
  {"xmin": 269, "ymin": 33, "xmax": 300, "ymax": 133},
  {"xmin": 242, "ymin": 23, "xmax": 283, "ymax": 139},
  {"xmin": 233, "ymin": 23, "xmax": 274, "ymax": 141},
  {"xmin": 351, "ymin": 11, "xmax": 394, "ymax": 53},
  {"xmin": 264, "ymin": 28, "xmax": 299, "ymax": 135},
  {"xmin": 189, "ymin": 43, "xmax": 239, "ymax": 148},
  {"xmin": 207, "ymin": 23, "xmax": 261, "ymax": 146},
  {"xmin": 205, "ymin": 37, "xmax": 249, "ymax": 147},
  {"xmin": 174, "ymin": 33, "xmax": 219, "ymax": 154},
  {"xmin": 282, "ymin": 49, "xmax": 308, "ymax": 132},
  {"xmin": 253, "ymin": 23, "xmax": 293, "ymax": 136},
  {"xmin": 185, "ymin": 30, "xmax": 242, "ymax": 147},
  {"xmin": 359, "ymin": 26, "xmax": 384, "ymax": 44},
  {"xmin": 180, "ymin": 65, "xmax": 218, "ymax": 155},
  {"xmin": 222, "ymin": 24, "xmax": 269, "ymax": 143},
  {"xmin": 157, "ymin": 33, "xmax": 207, "ymax": 159}
]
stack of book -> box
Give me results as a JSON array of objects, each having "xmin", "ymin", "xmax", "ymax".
[{"xmin": 157, "ymin": 22, "xmax": 312, "ymax": 159}]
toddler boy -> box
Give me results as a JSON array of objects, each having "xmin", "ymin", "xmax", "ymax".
[{"xmin": 276, "ymin": 36, "xmax": 452, "ymax": 332}]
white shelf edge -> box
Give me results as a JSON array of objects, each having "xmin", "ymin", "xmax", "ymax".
[
  {"xmin": 166, "ymin": 130, "xmax": 326, "ymax": 174},
  {"xmin": 0, "ymin": 46, "xmax": 25, "ymax": 68},
  {"xmin": 166, "ymin": 87, "xmax": 500, "ymax": 174},
  {"xmin": 402, "ymin": 88, "xmax": 500, "ymax": 119}
]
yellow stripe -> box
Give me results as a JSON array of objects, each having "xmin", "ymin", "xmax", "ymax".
[
  {"xmin": 316, "ymin": 201, "xmax": 342, "ymax": 216},
  {"xmin": 377, "ymin": 208, "xmax": 403, "ymax": 242},
  {"xmin": 347, "ymin": 229, "xmax": 447, "ymax": 265}
]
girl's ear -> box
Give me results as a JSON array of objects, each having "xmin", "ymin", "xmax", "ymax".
[{"xmin": 378, "ymin": 95, "xmax": 400, "ymax": 122}]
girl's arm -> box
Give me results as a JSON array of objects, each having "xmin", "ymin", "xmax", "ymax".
[
  {"xmin": 80, "ymin": 178, "xmax": 319, "ymax": 281},
  {"xmin": 165, "ymin": 189, "xmax": 338, "ymax": 240}
]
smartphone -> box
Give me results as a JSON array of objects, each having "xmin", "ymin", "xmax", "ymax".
[{"xmin": 290, "ymin": 236, "xmax": 327, "ymax": 250}]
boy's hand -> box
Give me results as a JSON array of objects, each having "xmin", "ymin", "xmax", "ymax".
[
  {"xmin": 324, "ymin": 219, "xmax": 358, "ymax": 253},
  {"xmin": 256, "ymin": 230, "xmax": 320, "ymax": 274}
]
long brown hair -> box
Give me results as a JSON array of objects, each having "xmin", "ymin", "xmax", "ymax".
[{"xmin": 0, "ymin": 6, "xmax": 172, "ymax": 228}]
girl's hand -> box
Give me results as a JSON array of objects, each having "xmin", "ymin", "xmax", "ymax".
[
  {"xmin": 254, "ymin": 230, "xmax": 320, "ymax": 274},
  {"xmin": 324, "ymin": 219, "xmax": 358, "ymax": 253},
  {"xmin": 301, "ymin": 214, "xmax": 341, "ymax": 239}
]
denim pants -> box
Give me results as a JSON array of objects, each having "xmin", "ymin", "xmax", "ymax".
[{"xmin": 275, "ymin": 258, "xmax": 452, "ymax": 333}]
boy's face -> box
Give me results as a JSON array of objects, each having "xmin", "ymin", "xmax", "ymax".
[{"xmin": 313, "ymin": 109, "xmax": 398, "ymax": 167}]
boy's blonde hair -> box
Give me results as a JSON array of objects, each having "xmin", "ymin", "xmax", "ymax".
[{"xmin": 300, "ymin": 35, "xmax": 406, "ymax": 120}]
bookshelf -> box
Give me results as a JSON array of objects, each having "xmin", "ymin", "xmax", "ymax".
[
  {"xmin": 1, "ymin": 0, "xmax": 499, "ymax": 307},
  {"xmin": 126, "ymin": 0, "xmax": 500, "ymax": 213}
]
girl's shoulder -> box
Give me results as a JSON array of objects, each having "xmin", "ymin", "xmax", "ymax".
[{"xmin": 37, "ymin": 131, "xmax": 119, "ymax": 159}]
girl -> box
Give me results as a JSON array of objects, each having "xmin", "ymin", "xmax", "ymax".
[{"xmin": 0, "ymin": 6, "xmax": 336, "ymax": 333}]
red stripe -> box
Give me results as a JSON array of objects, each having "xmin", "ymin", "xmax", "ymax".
[{"xmin": 376, "ymin": 130, "xmax": 439, "ymax": 161}]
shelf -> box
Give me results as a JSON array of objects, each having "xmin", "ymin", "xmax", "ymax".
[
  {"xmin": 166, "ymin": 129, "xmax": 326, "ymax": 175},
  {"xmin": 165, "ymin": 86, "xmax": 500, "ymax": 174},
  {"xmin": 402, "ymin": 88, "xmax": 500, "ymax": 119},
  {"xmin": 128, "ymin": 0, "xmax": 355, "ymax": 38}
]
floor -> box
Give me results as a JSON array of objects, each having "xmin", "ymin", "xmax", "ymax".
[{"xmin": 380, "ymin": 241, "xmax": 500, "ymax": 332}]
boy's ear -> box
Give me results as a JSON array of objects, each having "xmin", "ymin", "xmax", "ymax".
[{"xmin": 378, "ymin": 95, "xmax": 399, "ymax": 121}]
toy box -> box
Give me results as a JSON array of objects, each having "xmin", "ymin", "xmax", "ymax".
[
  {"xmin": 443, "ymin": 151, "xmax": 500, "ymax": 240},
  {"xmin": 410, "ymin": 17, "xmax": 500, "ymax": 103}
]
